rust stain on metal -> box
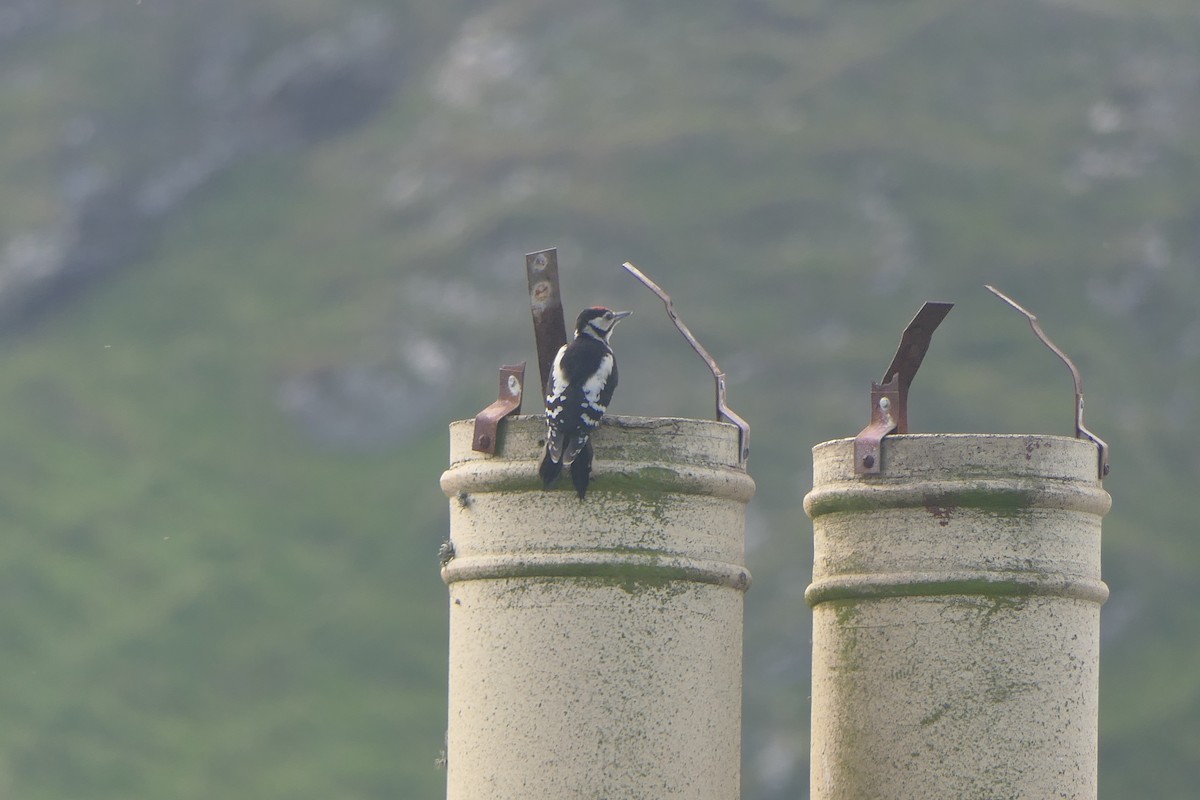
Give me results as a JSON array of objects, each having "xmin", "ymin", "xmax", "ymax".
[{"xmin": 530, "ymin": 280, "xmax": 553, "ymax": 308}]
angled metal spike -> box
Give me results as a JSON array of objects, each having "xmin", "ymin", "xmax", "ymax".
[
  {"xmin": 879, "ymin": 301, "xmax": 955, "ymax": 434},
  {"xmin": 854, "ymin": 302, "xmax": 954, "ymax": 475},
  {"xmin": 985, "ymin": 284, "xmax": 1109, "ymax": 480}
]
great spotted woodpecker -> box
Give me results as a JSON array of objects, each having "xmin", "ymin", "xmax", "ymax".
[{"xmin": 539, "ymin": 306, "xmax": 632, "ymax": 499}]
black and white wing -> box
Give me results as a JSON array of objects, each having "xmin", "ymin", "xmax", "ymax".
[
  {"xmin": 560, "ymin": 351, "xmax": 616, "ymax": 465},
  {"xmin": 542, "ymin": 343, "xmax": 571, "ymax": 464}
]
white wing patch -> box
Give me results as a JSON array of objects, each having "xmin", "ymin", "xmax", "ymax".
[
  {"xmin": 543, "ymin": 344, "xmax": 570, "ymax": 464},
  {"xmin": 579, "ymin": 353, "xmax": 613, "ymax": 425},
  {"xmin": 545, "ymin": 345, "xmax": 569, "ymax": 419}
]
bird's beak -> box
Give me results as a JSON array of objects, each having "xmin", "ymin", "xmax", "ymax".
[{"xmin": 612, "ymin": 310, "xmax": 633, "ymax": 322}]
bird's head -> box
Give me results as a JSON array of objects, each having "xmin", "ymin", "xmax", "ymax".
[{"xmin": 575, "ymin": 306, "xmax": 632, "ymax": 342}]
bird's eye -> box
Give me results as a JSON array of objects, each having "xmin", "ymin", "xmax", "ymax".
[{"xmin": 604, "ymin": 311, "xmax": 613, "ymax": 319}]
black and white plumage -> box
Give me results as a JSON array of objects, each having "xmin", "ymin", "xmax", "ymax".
[{"xmin": 539, "ymin": 306, "xmax": 632, "ymax": 499}]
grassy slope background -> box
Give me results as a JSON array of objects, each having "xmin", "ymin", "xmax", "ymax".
[{"xmin": 0, "ymin": 0, "xmax": 1198, "ymax": 797}]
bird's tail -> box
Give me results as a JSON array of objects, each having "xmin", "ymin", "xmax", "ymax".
[
  {"xmin": 539, "ymin": 446, "xmax": 563, "ymax": 489},
  {"xmin": 569, "ymin": 439, "xmax": 593, "ymax": 500},
  {"xmin": 561, "ymin": 433, "xmax": 588, "ymax": 467}
]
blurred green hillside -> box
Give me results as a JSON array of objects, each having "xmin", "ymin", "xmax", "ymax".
[{"xmin": 0, "ymin": 0, "xmax": 1197, "ymax": 797}]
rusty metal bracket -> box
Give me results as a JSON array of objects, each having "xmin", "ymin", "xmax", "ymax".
[
  {"xmin": 985, "ymin": 285, "xmax": 1109, "ymax": 480},
  {"xmin": 471, "ymin": 362, "xmax": 526, "ymax": 453},
  {"xmin": 526, "ymin": 248, "xmax": 569, "ymax": 396},
  {"xmin": 855, "ymin": 379, "xmax": 902, "ymax": 476},
  {"xmin": 621, "ymin": 261, "xmax": 750, "ymax": 464},
  {"xmin": 854, "ymin": 301, "xmax": 954, "ymax": 475}
]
